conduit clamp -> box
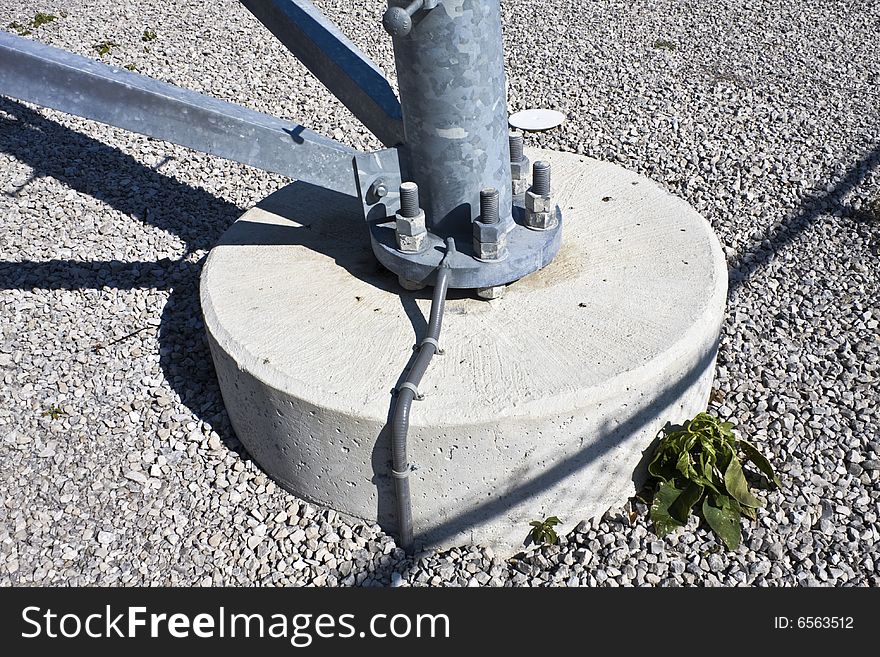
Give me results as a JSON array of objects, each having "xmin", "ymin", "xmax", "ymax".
[
  {"xmin": 418, "ymin": 337, "xmax": 443, "ymax": 354},
  {"xmin": 391, "ymin": 466, "xmax": 411, "ymax": 479},
  {"xmin": 397, "ymin": 381, "xmax": 424, "ymax": 400}
]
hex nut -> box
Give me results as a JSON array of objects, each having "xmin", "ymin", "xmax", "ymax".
[
  {"xmin": 398, "ymin": 275, "xmax": 425, "ymax": 291},
  {"xmin": 528, "ymin": 211, "xmax": 554, "ymax": 230},
  {"xmin": 525, "ymin": 190, "xmax": 559, "ymax": 229},
  {"xmin": 472, "ymin": 219, "xmax": 509, "ymax": 243},
  {"xmin": 525, "ymin": 204, "xmax": 560, "ymax": 230},
  {"xmin": 397, "ymin": 232, "xmax": 427, "ymax": 252},
  {"xmin": 476, "ymin": 285, "xmax": 505, "ymax": 300},
  {"xmin": 473, "ymin": 217, "xmax": 511, "ymax": 260},
  {"xmin": 511, "ymin": 156, "xmax": 531, "ymax": 196},
  {"xmin": 473, "ymin": 237, "xmax": 508, "ymax": 260},
  {"xmin": 525, "ymin": 190, "xmax": 553, "ymax": 213},
  {"xmin": 511, "ymin": 155, "xmax": 531, "ymax": 181},
  {"xmin": 395, "ymin": 210, "xmax": 426, "ymax": 237}
]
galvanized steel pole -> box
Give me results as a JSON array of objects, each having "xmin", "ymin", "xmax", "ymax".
[{"xmin": 385, "ymin": 0, "xmax": 514, "ymax": 237}]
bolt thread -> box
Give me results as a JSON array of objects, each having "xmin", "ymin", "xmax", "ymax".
[
  {"xmin": 532, "ymin": 161, "xmax": 551, "ymax": 196},
  {"xmin": 509, "ymin": 132, "xmax": 524, "ymax": 162},
  {"xmin": 399, "ymin": 182, "xmax": 420, "ymax": 217},
  {"xmin": 479, "ymin": 187, "xmax": 500, "ymax": 224}
]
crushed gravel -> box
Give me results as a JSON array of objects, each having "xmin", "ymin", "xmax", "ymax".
[{"xmin": 1, "ymin": 0, "xmax": 878, "ymax": 586}]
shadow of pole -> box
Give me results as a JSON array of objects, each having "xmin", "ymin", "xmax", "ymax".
[
  {"xmin": 728, "ymin": 144, "xmax": 880, "ymax": 293},
  {"xmin": 0, "ymin": 97, "xmax": 243, "ymax": 250},
  {"xmin": 0, "ymin": 96, "xmax": 254, "ymax": 447}
]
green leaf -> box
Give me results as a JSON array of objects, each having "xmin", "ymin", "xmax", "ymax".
[
  {"xmin": 647, "ymin": 411, "xmax": 780, "ymax": 545},
  {"xmin": 650, "ymin": 481, "xmax": 687, "ymax": 537},
  {"xmin": 716, "ymin": 441, "xmax": 734, "ymax": 475},
  {"xmin": 32, "ymin": 12, "xmax": 56, "ymax": 28},
  {"xmin": 528, "ymin": 516, "xmax": 561, "ymax": 545},
  {"xmin": 702, "ymin": 494, "xmax": 742, "ymax": 550},
  {"xmin": 698, "ymin": 447, "xmax": 718, "ymax": 485},
  {"xmin": 675, "ymin": 449, "xmax": 693, "ymax": 478},
  {"xmin": 739, "ymin": 439, "xmax": 782, "ymax": 487},
  {"xmin": 647, "ymin": 448, "xmax": 677, "ymax": 483},
  {"xmin": 724, "ymin": 455, "xmax": 762, "ymax": 508},
  {"xmin": 669, "ymin": 482, "xmax": 704, "ymax": 524}
]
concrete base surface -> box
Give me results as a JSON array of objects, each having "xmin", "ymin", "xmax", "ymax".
[{"xmin": 200, "ymin": 149, "xmax": 728, "ymax": 554}]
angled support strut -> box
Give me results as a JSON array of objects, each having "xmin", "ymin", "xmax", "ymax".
[
  {"xmin": 0, "ymin": 31, "xmax": 363, "ymax": 196},
  {"xmin": 240, "ymin": 0, "xmax": 404, "ymax": 147}
]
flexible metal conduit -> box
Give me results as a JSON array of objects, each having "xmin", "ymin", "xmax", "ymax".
[{"xmin": 391, "ymin": 239, "xmax": 454, "ymax": 551}]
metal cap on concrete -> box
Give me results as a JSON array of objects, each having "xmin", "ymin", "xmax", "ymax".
[{"xmin": 200, "ymin": 149, "xmax": 727, "ymax": 554}]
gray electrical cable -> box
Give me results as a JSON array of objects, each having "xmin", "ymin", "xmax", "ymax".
[{"xmin": 391, "ymin": 238, "xmax": 454, "ymax": 551}]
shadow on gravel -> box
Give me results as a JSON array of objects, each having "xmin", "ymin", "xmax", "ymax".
[
  {"xmin": 0, "ymin": 257, "xmax": 247, "ymax": 460},
  {"xmin": 728, "ymin": 143, "xmax": 880, "ymax": 292},
  {"xmin": 0, "ymin": 98, "xmax": 241, "ymax": 250},
  {"xmin": 0, "ymin": 256, "xmax": 246, "ymax": 453},
  {"xmin": 0, "ymin": 98, "xmax": 245, "ymax": 452}
]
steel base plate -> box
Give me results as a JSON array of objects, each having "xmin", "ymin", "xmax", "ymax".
[{"xmin": 369, "ymin": 203, "xmax": 563, "ymax": 289}]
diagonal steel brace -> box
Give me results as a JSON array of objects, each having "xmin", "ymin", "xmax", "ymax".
[
  {"xmin": 240, "ymin": 0, "xmax": 404, "ymax": 147},
  {"xmin": 0, "ymin": 30, "xmax": 366, "ymax": 196}
]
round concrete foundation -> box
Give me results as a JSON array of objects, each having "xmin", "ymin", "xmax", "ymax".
[{"xmin": 200, "ymin": 149, "xmax": 727, "ymax": 554}]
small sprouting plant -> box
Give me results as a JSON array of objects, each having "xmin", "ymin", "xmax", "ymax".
[
  {"xmin": 653, "ymin": 39, "xmax": 678, "ymax": 51},
  {"xmin": 94, "ymin": 40, "xmax": 118, "ymax": 57},
  {"xmin": 142, "ymin": 28, "xmax": 157, "ymax": 42},
  {"xmin": 528, "ymin": 516, "xmax": 560, "ymax": 546},
  {"xmin": 9, "ymin": 11, "xmax": 56, "ymax": 35},
  {"xmin": 32, "ymin": 12, "xmax": 56, "ymax": 28},
  {"xmin": 42, "ymin": 404, "xmax": 66, "ymax": 421},
  {"xmin": 647, "ymin": 412, "xmax": 780, "ymax": 550},
  {"xmin": 9, "ymin": 11, "xmax": 58, "ymax": 36},
  {"xmin": 8, "ymin": 21, "xmax": 31, "ymax": 36},
  {"xmin": 123, "ymin": 63, "xmax": 138, "ymax": 71}
]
